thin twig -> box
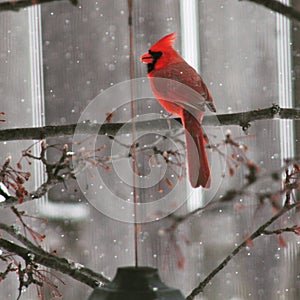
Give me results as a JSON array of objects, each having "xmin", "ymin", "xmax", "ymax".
[
  {"xmin": 262, "ymin": 225, "xmax": 300, "ymax": 235},
  {"xmin": 0, "ymin": 169, "xmax": 74, "ymax": 208}
]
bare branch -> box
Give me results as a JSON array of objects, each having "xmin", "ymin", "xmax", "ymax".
[
  {"xmin": 0, "ymin": 0, "xmax": 77, "ymax": 12},
  {"xmin": 185, "ymin": 163, "xmax": 300, "ymax": 299},
  {"xmin": 0, "ymin": 142, "xmax": 79, "ymax": 208},
  {"xmin": 0, "ymin": 222, "xmax": 44, "ymax": 252},
  {"xmin": 186, "ymin": 201, "xmax": 300, "ymax": 300},
  {"xmin": 242, "ymin": 0, "xmax": 300, "ymax": 22},
  {"xmin": 0, "ymin": 176, "xmax": 69, "ymax": 208},
  {"xmin": 0, "ymin": 235, "xmax": 109, "ymax": 288},
  {"xmin": 0, "ymin": 105, "xmax": 298, "ymax": 142}
]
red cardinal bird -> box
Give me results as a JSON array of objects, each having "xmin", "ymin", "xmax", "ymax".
[{"xmin": 141, "ymin": 33, "xmax": 216, "ymax": 188}]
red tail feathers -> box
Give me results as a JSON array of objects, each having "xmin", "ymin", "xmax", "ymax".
[{"xmin": 182, "ymin": 110, "xmax": 211, "ymax": 188}]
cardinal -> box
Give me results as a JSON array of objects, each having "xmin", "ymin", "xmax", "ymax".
[{"xmin": 141, "ymin": 33, "xmax": 216, "ymax": 188}]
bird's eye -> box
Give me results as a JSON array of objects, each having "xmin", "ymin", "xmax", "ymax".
[{"xmin": 149, "ymin": 50, "xmax": 163, "ymax": 59}]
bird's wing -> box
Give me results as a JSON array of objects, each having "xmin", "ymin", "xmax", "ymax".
[{"xmin": 150, "ymin": 62, "xmax": 216, "ymax": 113}]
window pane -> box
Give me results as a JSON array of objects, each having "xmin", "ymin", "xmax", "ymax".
[{"xmin": 0, "ymin": 1, "xmax": 298, "ymax": 299}]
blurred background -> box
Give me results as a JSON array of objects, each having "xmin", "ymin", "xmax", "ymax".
[{"xmin": 0, "ymin": 0, "xmax": 299, "ymax": 299}]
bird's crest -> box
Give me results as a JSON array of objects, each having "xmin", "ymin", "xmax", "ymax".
[{"xmin": 150, "ymin": 32, "xmax": 176, "ymax": 51}]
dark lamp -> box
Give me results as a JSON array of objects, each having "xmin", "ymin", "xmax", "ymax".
[{"xmin": 87, "ymin": 266, "xmax": 185, "ymax": 300}]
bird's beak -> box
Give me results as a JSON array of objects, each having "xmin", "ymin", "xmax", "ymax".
[{"xmin": 140, "ymin": 52, "xmax": 153, "ymax": 64}]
